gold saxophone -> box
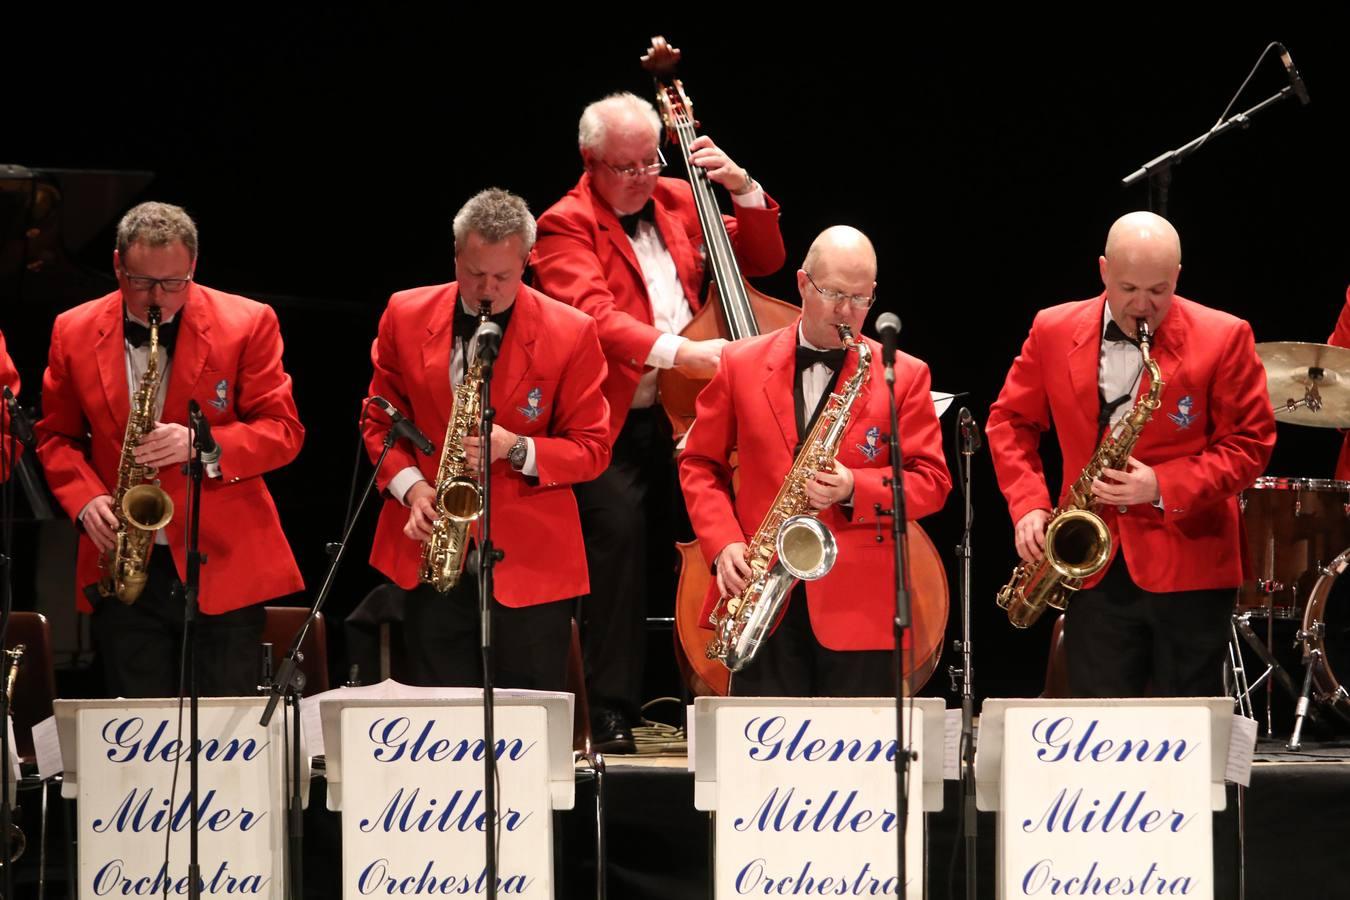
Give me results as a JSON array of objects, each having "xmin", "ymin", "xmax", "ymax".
[
  {"xmin": 706, "ymin": 324, "xmax": 872, "ymax": 672},
  {"xmin": 418, "ymin": 306, "xmax": 488, "ymax": 592},
  {"xmin": 2, "ymin": 643, "xmax": 24, "ymax": 863},
  {"xmin": 99, "ymin": 305, "xmax": 175, "ymax": 604},
  {"xmin": 996, "ymin": 318, "xmax": 1165, "ymax": 628}
]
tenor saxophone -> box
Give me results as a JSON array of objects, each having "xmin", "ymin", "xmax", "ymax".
[
  {"xmin": 706, "ymin": 324, "xmax": 872, "ymax": 672},
  {"xmin": 99, "ymin": 305, "xmax": 175, "ymax": 604},
  {"xmin": 996, "ymin": 318, "xmax": 1165, "ymax": 628},
  {"xmin": 418, "ymin": 305, "xmax": 488, "ymax": 592}
]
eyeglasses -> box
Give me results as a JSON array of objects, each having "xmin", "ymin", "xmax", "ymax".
[
  {"xmin": 600, "ymin": 147, "xmax": 667, "ymax": 179},
  {"xmin": 804, "ymin": 270, "xmax": 875, "ymax": 309},
  {"xmin": 120, "ymin": 269, "xmax": 194, "ymax": 293}
]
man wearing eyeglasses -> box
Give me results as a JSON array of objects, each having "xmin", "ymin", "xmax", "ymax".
[
  {"xmin": 533, "ymin": 92, "xmax": 785, "ymax": 749},
  {"xmin": 679, "ymin": 226, "xmax": 951, "ymax": 697},
  {"xmin": 36, "ymin": 201, "xmax": 305, "ymax": 698}
]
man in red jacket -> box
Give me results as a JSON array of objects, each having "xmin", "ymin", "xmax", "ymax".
[
  {"xmin": 987, "ymin": 211, "xmax": 1275, "ymax": 698},
  {"xmin": 365, "ymin": 188, "xmax": 610, "ymax": 692},
  {"xmin": 37, "ymin": 202, "xmax": 305, "ymax": 698},
  {"xmin": 0, "ymin": 331, "xmax": 19, "ymax": 482},
  {"xmin": 1326, "ymin": 287, "xmax": 1350, "ymax": 479},
  {"xmin": 533, "ymin": 92, "xmax": 786, "ymax": 746},
  {"xmin": 679, "ymin": 226, "xmax": 950, "ymax": 696}
]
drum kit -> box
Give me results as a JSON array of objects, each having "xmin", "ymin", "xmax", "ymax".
[{"xmin": 1236, "ymin": 341, "xmax": 1350, "ymax": 747}]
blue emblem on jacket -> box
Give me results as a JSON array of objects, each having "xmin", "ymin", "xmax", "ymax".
[
  {"xmin": 1168, "ymin": 395, "xmax": 1196, "ymax": 430},
  {"xmin": 856, "ymin": 425, "xmax": 883, "ymax": 461},
  {"xmin": 517, "ymin": 386, "xmax": 545, "ymax": 422}
]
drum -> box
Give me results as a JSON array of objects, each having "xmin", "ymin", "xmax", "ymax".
[
  {"xmin": 1301, "ymin": 549, "xmax": 1350, "ymax": 723},
  {"xmin": 1238, "ymin": 477, "xmax": 1350, "ymax": 619}
]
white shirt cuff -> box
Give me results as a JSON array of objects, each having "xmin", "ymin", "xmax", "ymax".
[
  {"xmin": 730, "ymin": 185, "xmax": 767, "ymax": 209},
  {"xmin": 389, "ymin": 467, "xmax": 429, "ymax": 506},
  {"xmin": 646, "ymin": 332, "xmax": 686, "ymax": 369},
  {"xmin": 520, "ymin": 438, "xmax": 538, "ymax": 478},
  {"xmin": 77, "ymin": 498, "xmax": 97, "ymax": 525}
]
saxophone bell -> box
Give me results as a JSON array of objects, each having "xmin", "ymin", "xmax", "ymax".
[
  {"xmin": 122, "ymin": 482, "xmax": 174, "ymax": 532},
  {"xmin": 436, "ymin": 477, "xmax": 483, "ymax": 523},
  {"xmin": 775, "ymin": 515, "xmax": 837, "ymax": 581}
]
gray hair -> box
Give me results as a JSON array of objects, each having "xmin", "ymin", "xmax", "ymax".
[
  {"xmin": 116, "ymin": 201, "xmax": 199, "ymax": 260},
  {"xmin": 452, "ymin": 188, "xmax": 537, "ymax": 254},
  {"xmin": 577, "ymin": 92, "xmax": 662, "ymax": 154}
]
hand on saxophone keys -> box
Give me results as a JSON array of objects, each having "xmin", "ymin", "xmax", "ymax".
[
  {"xmin": 132, "ymin": 421, "xmax": 192, "ymax": 468},
  {"xmin": 1091, "ymin": 455, "xmax": 1160, "ymax": 507},
  {"xmin": 715, "ymin": 541, "xmax": 753, "ymax": 598},
  {"xmin": 804, "ymin": 460, "xmax": 854, "ymax": 510},
  {"xmin": 462, "ymin": 428, "xmax": 518, "ymax": 470},
  {"xmin": 403, "ymin": 481, "xmax": 439, "ymax": 543},
  {"xmin": 82, "ymin": 495, "xmax": 121, "ymax": 553},
  {"xmin": 1015, "ymin": 509, "xmax": 1051, "ymax": 563}
]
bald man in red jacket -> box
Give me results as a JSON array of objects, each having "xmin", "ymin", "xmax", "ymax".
[
  {"xmin": 987, "ymin": 211, "xmax": 1275, "ymax": 698},
  {"xmin": 680, "ymin": 226, "xmax": 950, "ymax": 697}
]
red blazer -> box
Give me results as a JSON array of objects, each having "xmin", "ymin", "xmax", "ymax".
[
  {"xmin": 1327, "ymin": 286, "xmax": 1350, "ymax": 479},
  {"xmin": 987, "ymin": 294, "xmax": 1276, "ymax": 592},
  {"xmin": 36, "ymin": 286, "xmax": 306, "ymax": 614},
  {"xmin": 0, "ymin": 330, "xmax": 19, "ymax": 482},
  {"xmin": 679, "ymin": 321, "xmax": 951, "ymax": 651},
  {"xmin": 364, "ymin": 283, "xmax": 610, "ymax": 606},
  {"xmin": 531, "ymin": 173, "xmax": 786, "ymax": 441}
]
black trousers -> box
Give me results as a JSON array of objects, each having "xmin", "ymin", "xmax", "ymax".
[
  {"xmin": 90, "ymin": 551, "xmax": 266, "ymax": 698},
  {"xmin": 400, "ymin": 579, "xmax": 573, "ymax": 693},
  {"xmin": 1064, "ymin": 555, "xmax": 1235, "ymax": 698},
  {"xmin": 574, "ymin": 407, "xmax": 689, "ymax": 722},
  {"xmin": 730, "ymin": 584, "xmax": 896, "ymax": 698}
]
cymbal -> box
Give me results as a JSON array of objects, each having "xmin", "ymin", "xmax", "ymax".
[{"xmin": 1256, "ymin": 341, "xmax": 1350, "ymax": 428}]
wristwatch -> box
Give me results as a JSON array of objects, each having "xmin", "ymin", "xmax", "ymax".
[{"xmin": 507, "ymin": 436, "xmax": 528, "ymax": 471}]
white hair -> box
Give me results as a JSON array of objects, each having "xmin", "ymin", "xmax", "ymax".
[{"xmin": 577, "ymin": 92, "xmax": 662, "ymax": 153}]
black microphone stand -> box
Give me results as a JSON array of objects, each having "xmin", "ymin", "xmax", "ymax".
[
  {"xmin": 872, "ymin": 360, "xmax": 913, "ymax": 894},
  {"xmin": 949, "ymin": 410, "xmax": 980, "ymax": 900},
  {"xmin": 474, "ymin": 304, "xmax": 505, "ymax": 900},
  {"xmin": 1121, "ymin": 44, "xmax": 1309, "ymax": 216},
  {"xmin": 260, "ymin": 401, "xmax": 402, "ymax": 900},
  {"xmin": 180, "ymin": 401, "xmax": 211, "ymax": 900}
]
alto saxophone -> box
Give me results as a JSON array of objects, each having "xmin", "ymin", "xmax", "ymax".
[
  {"xmin": 99, "ymin": 305, "xmax": 175, "ymax": 604},
  {"xmin": 418, "ymin": 305, "xmax": 488, "ymax": 592},
  {"xmin": 706, "ymin": 324, "xmax": 872, "ymax": 672},
  {"xmin": 996, "ymin": 318, "xmax": 1165, "ymax": 628},
  {"xmin": 1, "ymin": 643, "xmax": 24, "ymax": 864}
]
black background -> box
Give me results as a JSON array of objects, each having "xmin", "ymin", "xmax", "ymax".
[{"xmin": 4, "ymin": 15, "xmax": 1347, "ymax": 702}]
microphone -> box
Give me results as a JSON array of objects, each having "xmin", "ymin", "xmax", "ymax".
[
  {"xmin": 875, "ymin": 313, "xmax": 901, "ymax": 385},
  {"xmin": 958, "ymin": 407, "xmax": 982, "ymax": 454},
  {"xmin": 187, "ymin": 399, "xmax": 218, "ymax": 454},
  {"xmin": 1, "ymin": 386, "xmax": 35, "ymax": 450},
  {"xmin": 369, "ymin": 395, "xmax": 435, "ymax": 455},
  {"xmin": 1278, "ymin": 43, "xmax": 1311, "ymax": 106},
  {"xmin": 471, "ymin": 301, "xmax": 504, "ymax": 366}
]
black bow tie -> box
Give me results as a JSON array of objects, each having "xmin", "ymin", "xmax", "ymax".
[
  {"xmin": 123, "ymin": 317, "xmax": 179, "ymax": 353},
  {"xmin": 1103, "ymin": 319, "xmax": 1144, "ymax": 346},
  {"xmin": 618, "ymin": 201, "xmax": 656, "ymax": 237},
  {"xmin": 795, "ymin": 346, "xmax": 847, "ymax": 373},
  {"xmin": 453, "ymin": 303, "xmax": 513, "ymax": 344}
]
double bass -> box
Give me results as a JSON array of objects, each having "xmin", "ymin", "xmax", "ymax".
[{"xmin": 644, "ymin": 38, "xmax": 950, "ymax": 696}]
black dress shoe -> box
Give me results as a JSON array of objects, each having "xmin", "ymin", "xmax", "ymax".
[{"xmin": 591, "ymin": 707, "xmax": 636, "ymax": 754}]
